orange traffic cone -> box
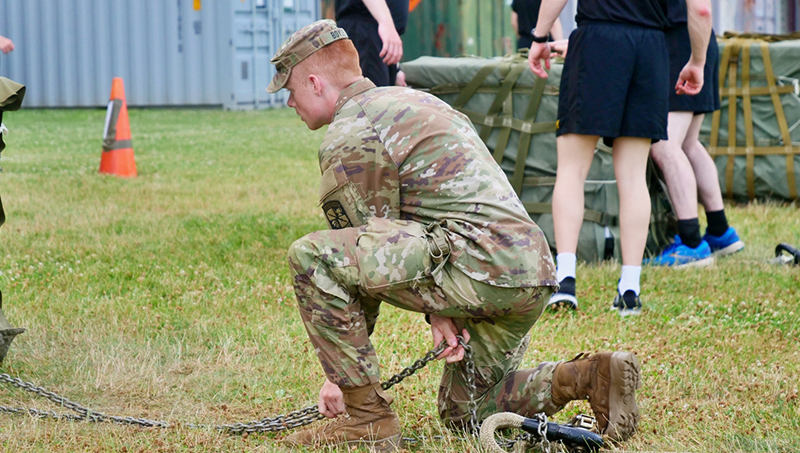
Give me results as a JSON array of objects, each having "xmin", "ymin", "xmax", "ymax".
[{"xmin": 99, "ymin": 77, "xmax": 137, "ymax": 177}]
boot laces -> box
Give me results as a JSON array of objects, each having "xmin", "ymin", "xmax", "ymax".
[{"xmin": 320, "ymin": 412, "xmax": 351, "ymax": 434}]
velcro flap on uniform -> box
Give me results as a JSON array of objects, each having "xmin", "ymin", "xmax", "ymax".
[{"xmin": 319, "ymin": 161, "xmax": 348, "ymax": 204}]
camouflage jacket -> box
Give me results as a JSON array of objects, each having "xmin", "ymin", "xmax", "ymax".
[{"xmin": 317, "ymin": 78, "xmax": 556, "ymax": 288}]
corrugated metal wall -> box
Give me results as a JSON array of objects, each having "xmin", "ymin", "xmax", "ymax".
[{"xmin": 0, "ymin": 0, "xmax": 319, "ymax": 109}]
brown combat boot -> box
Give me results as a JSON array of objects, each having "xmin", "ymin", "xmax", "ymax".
[
  {"xmin": 550, "ymin": 351, "xmax": 641, "ymax": 441},
  {"xmin": 282, "ymin": 383, "xmax": 402, "ymax": 452}
]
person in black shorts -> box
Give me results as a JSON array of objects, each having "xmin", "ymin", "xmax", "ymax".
[
  {"xmin": 511, "ymin": 0, "xmax": 563, "ymax": 50},
  {"xmin": 528, "ymin": 0, "xmax": 713, "ymax": 316},
  {"xmin": 645, "ymin": 1, "xmax": 744, "ymax": 268},
  {"xmin": 334, "ymin": 0, "xmax": 408, "ymax": 87}
]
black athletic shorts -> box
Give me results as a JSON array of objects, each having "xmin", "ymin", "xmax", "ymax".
[
  {"xmin": 557, "ymin": 21, "xmax": 669, "ymax": 143},
  {"xmin": 336, "ymin": 16, "xmax": 398, "ymax": 87},
  {"xmin": 666, "ymin": 26, "xmax": 720, "ymax": 114}
]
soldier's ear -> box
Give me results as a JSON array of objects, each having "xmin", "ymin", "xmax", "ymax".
[{"xmin": 308, "ymin": 74, "xmax": 325, "ymax": 96}]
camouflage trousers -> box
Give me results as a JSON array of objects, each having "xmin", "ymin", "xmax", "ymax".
[{"xmin": 287, "ymin": 217, "xmax": 563, "ymax": 427}]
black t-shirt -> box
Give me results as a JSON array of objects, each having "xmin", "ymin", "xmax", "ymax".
[
  {"xmin": 666, "ymin": 0, "xmax": 688, "ymax": 28},
  {"xmin": 575, "ymin": 0, "xmax": 669, "ymax": 29},
  {"xmin": 511, "ymin": 0, "xmax": 543, "ymax": 41},
  {"xmin": 334, "ymin": 0, "xmax": 409, "ymax": 35}
]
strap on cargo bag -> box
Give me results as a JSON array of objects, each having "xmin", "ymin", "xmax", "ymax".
[
  {"xmin": 760, "ymin": 41, "xmax": 798, "ymax": 200},
  {"xmin": 709, "ymin": 38, "xmax": 799, "ymax": 200}
]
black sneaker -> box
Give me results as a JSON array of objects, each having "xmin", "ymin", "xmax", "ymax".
[
  {"xmin": 548, "ymin": 277, "xmax": 578, "ymax": 310},
  {"xmin": 613, "ymin": 290, "xmax": 642, "ymax": 317}
]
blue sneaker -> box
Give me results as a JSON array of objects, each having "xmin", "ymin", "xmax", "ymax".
[
  {"xmin": 703, "ymin": 227, "xmax": 745, "ymax": 256},
  {"xmin": 643, "ymin": 236, "xmax": 714, "ymax": 268}
]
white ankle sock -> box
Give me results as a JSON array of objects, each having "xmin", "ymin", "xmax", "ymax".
[
  {"xmin": 556, "ymin": 253, "xmax": 577, "ymax": 282},
  {"xmin": 618, "ymin": 265, "xmax": 641, "ymax": 295}
]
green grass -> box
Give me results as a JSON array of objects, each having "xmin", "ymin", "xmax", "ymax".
[{"xmin": 0, "ymin": 108, "xmax": 799, "ymax": 452}]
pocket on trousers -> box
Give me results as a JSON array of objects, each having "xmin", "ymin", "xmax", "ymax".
[{"xmin": 356, "ymin": 219, "xmax": 433, "ymax": 291}]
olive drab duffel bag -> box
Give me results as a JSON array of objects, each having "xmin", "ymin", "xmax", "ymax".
[
  {"xmin": 699, "ymin": 33, "xmax": 800, "ymax": 202},
  {"xmin": 402, "ymin": 53, "xmax": 676, "ymax": 262}
]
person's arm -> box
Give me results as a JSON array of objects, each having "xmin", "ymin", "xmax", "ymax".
[
  {"xmin": 675, "ymin": 0, "xmax": 713, "ymax": 95},
  {"xmin": 0, "ymin": 35, "xmax": 14, "ymax": 54},
  {"xmin": 511, "ymin": 11, "xmax": 520, "ymax": 37},
  {"xmin": 550, "ymin": 17, "xmax": 564, "ymax": 41},
  {"xmin": 362, "ymin": 0, "xmax": 403, "ymax": 65},
  {"xmin": 527, "ymin": 0, "xmax": 570, "ymax": 78}
]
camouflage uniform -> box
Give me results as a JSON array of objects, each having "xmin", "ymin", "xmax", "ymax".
[{"xmin": 275, "ymin": 19, "xmax": 563, "ymax": 428}]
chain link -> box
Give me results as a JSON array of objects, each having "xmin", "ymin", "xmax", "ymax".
[
  {"xmin": 0, "ymin": 339, "xmax": 456, "ymax": 435},
  {"xmin": 460, "ymin": 338, "xmax": 479, "ymax": 436},
  {"xmin": 2, "ymin": 340, "xmax": 580, "ymax": 451},
  {"xmin": 536, "ymin": 413, "xmax": 552, "ymax": 453}
]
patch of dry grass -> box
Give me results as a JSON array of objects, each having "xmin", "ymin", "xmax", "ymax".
[{"xmin": 0, "ymin": 109, "xmax": 798, "ymax": 452}]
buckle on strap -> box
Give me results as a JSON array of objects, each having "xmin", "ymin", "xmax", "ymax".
[
  {"xmin": 429, "ymin": 235, "xmax": 449, "ymax": 263},
  {"xmin": 567, "ymin": 414, "xmax": 597, "ymax": 431},
  {"xmin": 425, "ymin": 222, "xmax": 451, "ymax": 264}
]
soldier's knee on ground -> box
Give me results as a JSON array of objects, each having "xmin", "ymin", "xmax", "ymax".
[{"xmin": 287, "ymin": 233, "xmax": 326, "ymax": 275}]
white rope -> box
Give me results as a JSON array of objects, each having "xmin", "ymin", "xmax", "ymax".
[{"xmin": 479, "ymin": 412, "xmax": 525, "ymax": 453}]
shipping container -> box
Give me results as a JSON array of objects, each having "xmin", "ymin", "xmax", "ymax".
[
  {"xmin": 404, "ymin": 0, "xmax": 515, "ymax": 59},
  {"xmin": 713, "ymin": 0, "xmax": 800, "ymax": 34},
  {"xmin": 0, "ymin": 0, "xmax": 319, "ymax": 109},
  {"xmin": 320, "ymin": 0, "xmax": 516, "ymax": 60}
]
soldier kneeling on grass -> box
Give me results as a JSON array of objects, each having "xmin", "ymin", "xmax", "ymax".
[{"xmin": 268, "ymin": 19, "xmax": 642, "ymax": 451}]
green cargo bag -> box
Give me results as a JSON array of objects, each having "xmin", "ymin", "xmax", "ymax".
[
  {"xmin": 699, "ymin": 34, "xmax": 800, "ymax": 202},
  {"xmin": 402, "ymin": 53, "xmax": 676, "ymax": 261}
]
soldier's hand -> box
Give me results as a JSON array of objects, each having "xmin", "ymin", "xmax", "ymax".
[
  {"xmin": 550, "ymin": 39, "xmax": 569, "ymax": 58},
  {"xmin": 0, "ymin": 36, "xmax": 14, "ymax": 54},
  {"xmin": 430, "ymin": 314, "xmax": 470, "ymax": 363},
  {"xmin": 318, "ymin": 379, "xmax": 345, "ymax": 418},
  {"xmin": 378, "ymin": 22, "xmax": 403, "ymax": 65},
  {"xmin": 528, "ymin": 42, "xmax": 551, "ymax": 79},
  {"xmin": 676, "ymin": 61, "xmax": 705, "ymax": 96}
]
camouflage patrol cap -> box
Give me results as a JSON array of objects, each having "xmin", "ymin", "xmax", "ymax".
[{"xmin": 267, "ymin": 19, "xmax": 349, "ymax": 93}]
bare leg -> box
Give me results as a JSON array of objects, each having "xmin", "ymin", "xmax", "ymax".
[
  {"xmin": 649, "ymin": 112, "xmax": 698, "ymax": 220},
  {"xmin": 552, "ymin": 133, "xmax": 600, "ymax": 254},
  {"xmin": 611, "ymin": 137, "xmax": 652, "ymax": 266},
  {"xmin": 682, "ymin": 113, "xmax": 725, "ymax": 212}
]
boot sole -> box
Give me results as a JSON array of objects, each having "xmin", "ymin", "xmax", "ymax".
[
  {"xmin": 606, "ymin": 351, "xmax": 641, "ymax": 441},
  {"xmin": 346, "ymin": 434, "xmax": 403, "ymax": 452}
]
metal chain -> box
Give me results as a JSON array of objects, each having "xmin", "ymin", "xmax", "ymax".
[
  {"xmin": 0, "ymin": 339, "xmax": 455, "ymax": 435},
  {"xmin": 0, "ymin": 373, "xmax": 171, "ymax": 428},
  {"xmin": 460, "ymin": 338, "xmax": 479, "ymax": 436},
  {"xmin": 536, "ymin": 412, "xmax": 552, "ymax": 453},
  {"xmin": 2, "ymin": 340, "xmax": 574, "ymax": 451}
]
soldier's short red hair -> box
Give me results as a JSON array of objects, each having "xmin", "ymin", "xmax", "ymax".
[{"xmin": 298, "ymin": 39, "xmax": 362, "ymax": 87}]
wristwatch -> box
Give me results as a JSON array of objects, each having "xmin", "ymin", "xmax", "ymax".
[{"xmin": 530, "ymin": 29, "xmax": 549, "ymax": 43}]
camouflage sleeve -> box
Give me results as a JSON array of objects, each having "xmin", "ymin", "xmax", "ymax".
[
  {"xmin": 360, "ymin": 295, "xmax": 381, "ymax": 336},
  {"xmin": 320, "ymin": 100, "xmax": 401, "ymax": 220}
]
